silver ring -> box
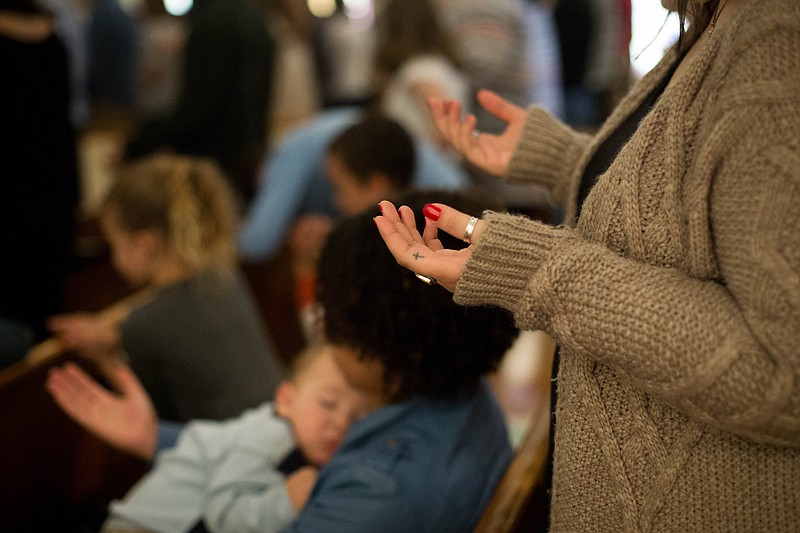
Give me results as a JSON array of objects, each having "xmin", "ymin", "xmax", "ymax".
[
  {"xmin": 471, "ymin": 129, "xmax": 481, "ymax": 140},
  {"xmin": 463, "ymin": 216, "xmax": 479, "ymax": 243},
  {"xmin": 415, "ymin": 273, "xmax": 437, "ymax": 286}
]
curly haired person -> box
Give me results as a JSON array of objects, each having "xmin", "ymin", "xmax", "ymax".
[{"xmin": 284, "ymin": 189, "xmax": 518, "ymax": 532}]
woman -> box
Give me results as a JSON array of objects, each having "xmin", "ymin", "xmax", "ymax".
[
  {"xmin": 376, "ymin": 0, "xmax": 800, "ymax": 530},
  {"xmin": 48, "ymin": 154, "xmax": 285, "ymax": 432}
]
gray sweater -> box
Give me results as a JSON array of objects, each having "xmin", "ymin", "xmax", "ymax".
[{"xmin": 122, "ymin": 269, "xmax": 285, "ymax": 422}]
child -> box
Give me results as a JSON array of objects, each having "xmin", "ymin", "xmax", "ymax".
[
  {"xmin": 100, "ymin": 343, "xmax": 375, "ymax": 533},
  {"xmin": 284, "ymin": 188, "xmax": 518, "ymax": 532},
  {"xmin": 47, "ymin": 154, "xmax": 285, "ymax": 425},
  {"xmin": 324, "ymin": 114, "xmax": 415, "ymax": 216},
  {"xmin": 287, "ymin": 115, "xmax": 418, "ymax": 339}
]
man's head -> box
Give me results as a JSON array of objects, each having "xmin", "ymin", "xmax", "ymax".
[
  {"xmin": 316, "ymin": 189, "xmax": 519, "ymax": 404},
  {"xmin": 325, "ymin": 115, "xmax": 415, "ymax": 216},
  {"xmin": 274, "ymin": 343, "xmax": 376, "ymax": 466}
]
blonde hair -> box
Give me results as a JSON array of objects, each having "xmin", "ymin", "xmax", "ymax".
[{"xmin": 104, "ymin": 154, "xmax": 239, "ymax": 274}]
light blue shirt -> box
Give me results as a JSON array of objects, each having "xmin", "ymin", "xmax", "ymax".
[
  {"xmin": 237, "ymin": 108, "xmax": 469, "ymax": 261},
  {"xmin": 281, "ymin": 380, "xmax": 512, "ymax": 533},
  {"xmin": 105, "ymin": 403, "xmax": 297, "ymax": 533},
  {"xmin": 525, "ymin": 2, "xmax": 565, "ymax": 119}
]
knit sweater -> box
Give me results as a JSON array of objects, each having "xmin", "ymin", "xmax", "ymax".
[{"xmin": 455, "ymin": 1, "xmax": 800, "ymax": 531}]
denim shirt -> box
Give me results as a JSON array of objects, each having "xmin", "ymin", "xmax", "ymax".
[{"xmin": 281, "ymin": 379, "xmax": 512, "ymax": 533}]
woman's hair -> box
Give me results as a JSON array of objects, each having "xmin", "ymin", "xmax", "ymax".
[
  {"xmin": 674, "ymin": 0, "xmax": 718, "ymax": 51},
  {"xmin": 373, "ymin": 0, "xmax": 462, "ymax": 88},
  {"xmin": 327, "ymin": 115, "xmax": 415, "ymax": 189},
  {"xmin": 103, "ymin": 154, "xmax": 239, "ymax": 274},
  {"xmin": 316, "ymin": 188, "xmax": 518, "ymax": 402}
]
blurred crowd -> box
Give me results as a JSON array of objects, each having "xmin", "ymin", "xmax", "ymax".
[{"xmin": 0, "ymin": 0, "xmax": 634, "ymax": 367}]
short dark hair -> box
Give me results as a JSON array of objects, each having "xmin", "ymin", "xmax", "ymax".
[
  {"xmin": 316, "ymin": 188, "xmax": 518, "ymax": 401},
  {"xmin": 327, "ymin": 116, "xmax": 415, "ymax": 190}
]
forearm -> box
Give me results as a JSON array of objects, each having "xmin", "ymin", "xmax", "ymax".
[
  {"xmin": 203, "ymin": 406, "xmax": 298, "ymax": 532},
  {"xmin": 455, "ymin": 212, "xmax": 800, "ymax": 446}
]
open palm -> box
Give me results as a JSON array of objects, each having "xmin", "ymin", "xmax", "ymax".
[
  {"xmin": 46, "ymin": 361, "xmax": 158, "ymax": 461},
  {"xmin": 427, "ymin": 89, "xmax": 527, "ymax": 177}
]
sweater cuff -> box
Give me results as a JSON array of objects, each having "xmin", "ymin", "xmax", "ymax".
[
  {"xmin": 508, "ymin": 106, "xmax": 585, "ymax": 191},
  {"xmin": 454, "ymin": 211, "xmax": 570, "ymax": 328}
]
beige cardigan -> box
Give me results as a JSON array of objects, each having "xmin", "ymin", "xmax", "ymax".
[{"xmin": 455, "ymin": 1, "xmax": 800, "ymax": 531}]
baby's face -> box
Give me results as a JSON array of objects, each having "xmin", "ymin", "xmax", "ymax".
[{"xmin": 277, "ymin": 351, "xmax": 376, "ymax": 466}]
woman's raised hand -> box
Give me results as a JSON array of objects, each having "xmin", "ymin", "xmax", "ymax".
[
  {"xmin": 427, "ymin": 89, "xmax": 527, "ymax": 177},
  {"xmin": 374, "ymin": 200, "xmax": 485, "ymax": 293}
]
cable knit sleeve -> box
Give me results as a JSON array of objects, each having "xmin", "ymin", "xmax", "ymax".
[
  {"xmin": 455, "ymin": 24, "xmax": 800, "ymax": 447},
  {"xmin": 506, "ymin": 106, "xmax": 593, "ymax": 207}
]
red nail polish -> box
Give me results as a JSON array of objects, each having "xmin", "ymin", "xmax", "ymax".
[
  {"xmin": 378, "ymin": 203, "xmax": 384, "ymax": 214},
  {"xmin": 423, "ymin": 204, "xmax": 441, "ymax": 221}
]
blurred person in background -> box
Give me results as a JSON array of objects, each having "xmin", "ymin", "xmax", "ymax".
[
  {"xmin": 48, "ymin": 154, "xmax": 285, "ymax": 432},
  {"xmin": 122, "ymin": 0, "xmax": 277, "ymax": 207},
  {"xmin": 0, "ymin": 0, "xmax": 81, "ymax": 361}
]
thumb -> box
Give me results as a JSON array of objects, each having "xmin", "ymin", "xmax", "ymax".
[
  {"xmin": 476, "ymin": 89, "xmax": 522, "ymax": 125},
  {"xmin": 423, "ymin": 203, "xmax": 484, "ymax": 245}
]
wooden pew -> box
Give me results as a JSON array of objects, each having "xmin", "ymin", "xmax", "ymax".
[
  {"xmin": 474, "ymin": 396, "xmax": 552, "ymax": 533},
  {"xmin": 0, "ymin": 341, "xmax": 148, "ymax": 532},
  {"xmin": 476, "ymin": 330, "xmax": 556, "ymax": 533}
]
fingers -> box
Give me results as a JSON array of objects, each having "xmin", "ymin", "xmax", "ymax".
[
  {"xmin": 428, "ymin": 98, "xmax": 475, "ymax": 154},
  {"xmin": 423, "ymin": 217, "xmax": 443, "ymax": 251},
  {"xmin": 398, "ymin": 205, "xmax": 424, "ymax": 245},
  {"xmin": 47, "ymin": 362, "xmax": 104, "ymax": 401},
  {"xmin": 423, "ymin": 204, "xmax": 485, "ymax": 246},
  {"xmin": 46, "ymin": 315, "xmax": 72, "ymax": 335},
  {"xmin": 112, "ymin": 364, "xmax": 149, "ymax": 399},
  {"xmin": 455, "ymin": 114, "xmax": 479, "ymax": 155},
  {"xmin": 376, "ymin": 201, "xmax": 437, "ymax": 275},
  {"xmin": 375, "ymin": 202, "xmax": 416, "ymax": 268},
  {"xmin": 376, "ymin": 201, "xmax": 418, "ymax": 247},
  {"xmin": 46, "ymin": 363, "xmax": 105, "ymax": 422},
  {"xmin": 476, "ymin": 89, "xmax": 524, "ymax": 124}
]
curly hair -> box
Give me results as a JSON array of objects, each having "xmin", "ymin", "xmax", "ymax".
[{"xmin": 316, "ymin": 188, "xmax": 518, "ymax": 402}]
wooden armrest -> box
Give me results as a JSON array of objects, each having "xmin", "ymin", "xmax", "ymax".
[{"xmin": 18, "ymin": 288, "xmax": 156, "ymax": 369}]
